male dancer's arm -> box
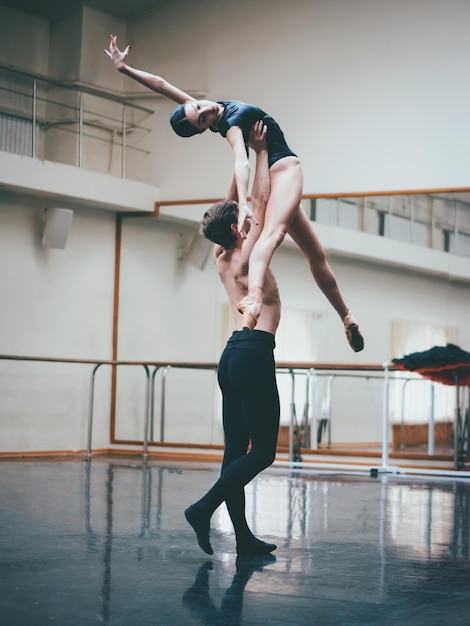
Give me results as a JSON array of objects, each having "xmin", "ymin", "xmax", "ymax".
[
  {"xmin": 225, "ymin": 127, "xmax": 253, "ymax": 237},
  {"xmin": 237, "ymin": 122, "xmax": 270, "ymax": 265}
]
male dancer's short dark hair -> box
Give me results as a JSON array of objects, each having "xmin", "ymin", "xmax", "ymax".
[{"xmin": 200, "ymin": 200, "xmax": 238, "ymax": 249}]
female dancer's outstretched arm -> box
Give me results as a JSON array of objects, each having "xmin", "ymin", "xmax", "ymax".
[
  {"xmin": 105, "ymin": 35, "xmax": 255, "ymax": 231},
  {"xmin": 104, "ymin": 35, "xmax": 193, "ymax": 104}
]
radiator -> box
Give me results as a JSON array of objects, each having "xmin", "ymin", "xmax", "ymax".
[{"xmin": 0, "ymin": 112, "xmax": 38, "ymax": 156}]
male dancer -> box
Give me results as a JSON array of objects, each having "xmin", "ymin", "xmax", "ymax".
[{"xmin": 185, "ymin": 121, "xmax": 280, "ymax": 556}]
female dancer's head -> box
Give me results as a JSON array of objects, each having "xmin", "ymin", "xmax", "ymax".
[{"xmin": 170, "ymin": 100, "xmax": 221, "ymax": 137}]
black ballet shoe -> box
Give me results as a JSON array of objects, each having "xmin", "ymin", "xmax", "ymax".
[
  {"xmin": 343, "ymin": 311, "xmax": 364, "ymax": 352},
  {"xmin": 185, "ymin": 505, "xmax": 213, "ymax": 555},
  {"xmin": 236, "ymin": 537, "xmax": 277, "ymax": 557},
  {"xmin": 235, "ymin": 553, "xmax": 277, "ymax": 573},
  {"xmin": 347, "ymin": 323, "xmax": 364, "ymax": 352}
]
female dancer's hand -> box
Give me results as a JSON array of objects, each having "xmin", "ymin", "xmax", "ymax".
[
  {"xmin": 237, "ymin": 202, "xmax": 258, "ymax": 238},
  {"xmin": 104, "ymin": 35, "xmax": 130, "ymax": 71}
]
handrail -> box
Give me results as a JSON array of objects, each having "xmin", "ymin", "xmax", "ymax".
[
  {"xmin": 5, "ymin": 353, "xmax": 462, "ymax": 472},
  {"xmin": 0, "ymin": 354, "xmax": 395, "ymax": 371},
  {"xmin": 148, "ymin": 364, "xmax": 220, "ymax": 453},
  {"xmin": 0, "ymin": 62, "xmax": 154, "ymax": 114},
  {"xmin": 150, "ymin": 361, "xmax": 396, "ymax": 463},
  {"xmin": 0, "ymin": 354, "xmax": 390, "ymax": 444},
  {"xmin": 0, "ymin": 63, "xmax": 154, "ymax": 177},
  {"xmin": 305, "ymin": 370, "xmax": 436, "ymax": 452},
  {"xmin": 0, "ymin": 354, "xmax": 221, "ymax": 461},
  {"xmin": 160, "ymin": 365, "xmax": 172, "ymax": 442},
  {"xmin": 400, "ymin": 377, "xmax": 436, "ymax": 454},
  {"xmin": 86, "ymin": 362, "xmax": 150, "ymax": 460},
  {"xmin": 0, "ymin": 354, "xmax": 219, "ymax": 367}
]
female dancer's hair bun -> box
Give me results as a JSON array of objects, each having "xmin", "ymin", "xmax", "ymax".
[{"xmin": 170, "ymin": 104, "xmax": 201, "ymax": 137}]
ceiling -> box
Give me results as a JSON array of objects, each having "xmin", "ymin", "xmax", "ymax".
[{"xmin": 0, "ymin": 0, "xmax": 172, "ymax": 20}]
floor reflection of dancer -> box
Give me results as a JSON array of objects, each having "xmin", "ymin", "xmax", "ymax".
[
  {"xmin": 183, "ymin": 556, "xmax": 275, "ymax": 626},
  {"xmin": 183, "ymin": 122, "xmax": 279, "ymax": 556},
  {"xmin": 105, "ymin": 35, "xmax": 364, "ymax": 351}
]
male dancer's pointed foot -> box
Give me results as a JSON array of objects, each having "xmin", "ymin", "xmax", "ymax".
[
  {"xmin": 185, "ymin": 505, "xmax": 213, "ymax": 555},
  {"xmin": 237, "ymin": 287, "xmax": 263, "ymax": 330},
  {"xmin": 236, "ymin": 536, "xmax": 277, "ymax": 557},
  {"xmin": 343, "ymin": 311, "xmax": 364, "ymax": 352}
]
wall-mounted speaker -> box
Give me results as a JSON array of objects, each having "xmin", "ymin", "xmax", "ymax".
[
  {"xmin": 184, "ymin": 232, "xmax": 213, "ymax": 270},
  {"xmin": 41, "ymin": 208, "xmax": 74, "ymax": 249}
]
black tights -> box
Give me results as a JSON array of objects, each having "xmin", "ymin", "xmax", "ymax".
[{"xmin": 190, "ymin": 328, "xmax": 280, "ymax": 548}]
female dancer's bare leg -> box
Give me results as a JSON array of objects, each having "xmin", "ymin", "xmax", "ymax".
[
  {"xmin": 287, "ymin": 207, "xmax": 364, "ymax": 351},
  {"xmin": 238, "ymin": 157, "xmax": 363, "ymax": 350},
  {"xmin": 238, "ymin": 157, "xmax": 303, "ymax": 327}
]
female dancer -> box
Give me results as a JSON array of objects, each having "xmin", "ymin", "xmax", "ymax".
[{"xmin": 105, "ymin": 35, "xmax": 363, "ymax": 351}]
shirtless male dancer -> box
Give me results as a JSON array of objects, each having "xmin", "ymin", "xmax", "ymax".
[{"xmin": 185, "ymin": 122, "xmax": 280, "ymax": 556}]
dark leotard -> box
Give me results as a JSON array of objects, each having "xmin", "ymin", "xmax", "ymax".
[{"xmin": 215, "ymin": 100, "xmax": 297, "ymax": 168}]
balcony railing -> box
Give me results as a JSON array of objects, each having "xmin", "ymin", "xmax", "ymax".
[
  {"xmin": 1, "ymin": 353, "xmax": 468, "ymax": 473},
  {"xmin": 0, "ymin": 62, "xmax": 153, "ymax": 180},
  {"xmin": 2, "ymin": 63, "xmax": 470, "ymax": 258}
]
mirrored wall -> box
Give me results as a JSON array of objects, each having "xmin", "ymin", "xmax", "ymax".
[{"xmin": 304, "ymin": 192, "xmax": 470, "ymax": 257}]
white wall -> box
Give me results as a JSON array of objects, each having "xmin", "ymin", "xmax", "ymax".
[
  {"xmin": 0, "ymin": 6, "xmax": 50, "ymax": 73},
  {"xmin": 0, "ymin": 0, "xmax": 469, "ymax": 453},
  {"xmin": 0, "ymin": 191, "xmax": 466, "ymax": 451},
  {"xmin": 0, "ymin": 192, "xmax": 116, "ymax": 452},
  {"xmin": 3, "ymin": 0, "xmax": 470, "ymax": 196},
  {"xmin": 114, "ymin": 215, "xmax": 469, "ymax": 445},
  {"xmin": 122, "ymin": 0, "xmax": 470, "ymax": 198}
]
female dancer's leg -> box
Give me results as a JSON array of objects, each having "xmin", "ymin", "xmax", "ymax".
[
  {"xmin": 245, "ymin": 157, "xmax": 303, "ymax": 291},
  {"xmin": 287, "ymin": 207, "xmax": 364, "ymax": 350},
  {"xmin": 239, "ymin": 157, "xmax": 363, "ymax": 350}
]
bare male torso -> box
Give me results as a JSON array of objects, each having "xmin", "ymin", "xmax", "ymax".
[{"xmin": 215, "ymin": 245, "xmax": 281, "ymax": 335}]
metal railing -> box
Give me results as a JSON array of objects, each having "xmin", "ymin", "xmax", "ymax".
[
  {"xmin": 1, "ymin": 354, "xmax": 468, "ymax": 475},
  {"xmin": 0, "ymin": 63, "xmax": 153, "ymax": 179}
]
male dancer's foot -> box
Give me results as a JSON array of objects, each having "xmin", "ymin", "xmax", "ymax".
[
  {"xmin": 235, "ymin": 553, "xmax": 277, "ymax": 572},
  {"xmin": 237, "ymin": 287, "xmax": 263, "ymax": 330},
  {"xmin": 342, "ymin": 310, "xmax": 364, "ymax": 352},
  {"xmin": 236, "ymin": 535, "xmax": 277, "ymax": 557},
  {"xmin": 185, "ymin": 505, "xmax": 213, "ymax": 555}
]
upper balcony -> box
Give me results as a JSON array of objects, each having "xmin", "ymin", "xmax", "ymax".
[
  {"xmin": 0, "ymin": 62, "xmax": 158, "ymax": 213},
  {"xmin": 1, "ymin": 62, "xmax": 469, "ymax": 281}
]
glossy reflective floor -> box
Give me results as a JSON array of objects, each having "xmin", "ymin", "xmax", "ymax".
[{"xmin": 0, "ymin": 458, "xmax": 469, "ymax": 626}]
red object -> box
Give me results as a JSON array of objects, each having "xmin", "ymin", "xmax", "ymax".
[{"xmin": 392, "ymin": 344, "xmax": 470, "ymax": 386}]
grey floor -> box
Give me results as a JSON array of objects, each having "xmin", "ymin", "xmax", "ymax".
[{"xmin": 0, "ymin": 457, "xmax": 469, "ymax": 626}]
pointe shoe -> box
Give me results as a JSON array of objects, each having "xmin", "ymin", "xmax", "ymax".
[
  {"xmin": 237, "ymin": 287, "xmax": 263, "ymax": 330},
  {"xmin": 343, "ymin": 311, "xmax": 364, "ymax": 352}
]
